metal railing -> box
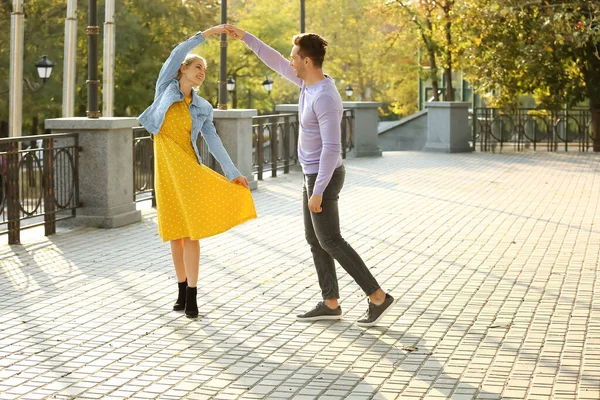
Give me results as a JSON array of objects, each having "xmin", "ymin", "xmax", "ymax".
[
  {"xmin": 252, "ymin": 109, "xmax": 355, "ymax": 180},
  {"xmin": 133, "ymin": 127, "xmax": 216, "ymax": 203},
  {"xmin": 0, "ymin": 133, "xmax": 79, "ymax": 244},
  {"xmin": 342, "ymin": 109, "xmax": 355, "ymax": 158},
  {"xmin": 133, "ymin": 127, "xmax": 155, "ymax": 205},
  {"xmin": 472, "ymin": 108, "xmax": 595, "ymax": 152},
  {"xmin": 252, "ymin": 113, "xmax": 299, "ymax": 180}
]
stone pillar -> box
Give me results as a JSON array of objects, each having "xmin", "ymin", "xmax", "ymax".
[
  {"xmin": 342, "ymin": 101, "xmax": 382, "ymax": 157},
  {"xmin": 212, "ymin": 109, "xmax": 258, "ymax": 191},
  {"xmin": 45, "ymin": 117, "xmax": 142, "ymax": 228},
  {"xmin": 424, "ymin": 101, "xmax": 473, "ymax": 153}
]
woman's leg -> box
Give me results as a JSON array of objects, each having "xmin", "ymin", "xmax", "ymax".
[
  {"xmin": 183, "ymin": 238, "xmax": 200, "ymax": 287},
  {"xmin": 170, "ymin": 239, "xmax": 186, "ymax": 282},
  {"xmin": 170, "ymin": 239, "xmax": 187, "ymax": 311},
  {"xmin": 182, "ymin": 238, "xmax": 200, "ymax": 318}
]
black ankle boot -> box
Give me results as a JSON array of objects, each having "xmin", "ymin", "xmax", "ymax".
[
  {"xmin": 173, "ymin": 280, "xmax": 187, "ymax": 311},
  {"xmin": 185, "ymin": 286, "xmax": 198, "ymax": 318}
]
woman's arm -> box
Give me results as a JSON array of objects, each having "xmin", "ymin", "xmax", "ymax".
[
  {"xmin": 154, "ymin": 27, "xmax": 225, "ymax": 95},
  {"xmin": 155, "ymin": 33, "xmax": 206, "ymax": 94},
  {"xmin": 200, "ymin": 109, "xmax": 242, "ymax": 181}
]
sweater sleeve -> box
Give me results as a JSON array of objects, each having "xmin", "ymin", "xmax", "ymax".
[
  {"xmin": 242, "ymin": 33, "xmax": 302, "ymax": 88},
  {"xmin": 312, "ymin": 95, "xmax": 342, "ymax": 196}
]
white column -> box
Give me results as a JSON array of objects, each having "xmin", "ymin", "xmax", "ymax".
[
  {"xmin": 62, "ymin": 0, "xmax": 77, "ymax": 117},
  {"xmin": 9, "ymin": 0, "xmax": 24, "ymax": 137},
  {"xmin": 102, "ymin": 0, "xmax": 115, "ymax": 117}
]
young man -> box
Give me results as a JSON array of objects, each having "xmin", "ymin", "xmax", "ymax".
[{"xmin": 225, "ymin": 25, "xmax": 396, "ymax": 327}]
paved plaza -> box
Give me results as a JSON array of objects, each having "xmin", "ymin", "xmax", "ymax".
[{"xmin": 1, "ymin": 151, "xmax": 599, "ymax": 400}]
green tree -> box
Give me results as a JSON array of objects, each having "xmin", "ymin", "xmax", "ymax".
[
  {"xmin": 457, "ymin": 0, "xmax": 600, "ymax": 149},
  {"xmin": 385, "ymin": 0, "xmax": 457, "ymax": 102}
]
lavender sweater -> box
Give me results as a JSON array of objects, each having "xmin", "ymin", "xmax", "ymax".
[{"xmin": 242, "ymin": 33, "xmax": 344, "ymax": 196}]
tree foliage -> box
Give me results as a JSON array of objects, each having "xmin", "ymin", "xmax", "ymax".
[{"xmin": 456, "ymin": 0, "xmax": 600, "ymax": 109}]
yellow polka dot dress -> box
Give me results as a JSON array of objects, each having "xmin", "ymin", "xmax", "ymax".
[{"xmin": 154, "ymin": 98, "xmax": 257, "ymax": 242}]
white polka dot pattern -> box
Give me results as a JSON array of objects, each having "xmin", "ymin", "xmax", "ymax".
[{"xmin": 153, "ymin": 99, "xmax": 257, "ymax": 242}]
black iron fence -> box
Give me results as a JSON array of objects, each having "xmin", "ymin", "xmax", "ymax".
[
  {"xmin": 0, "ymin": 133, "xmax": 79, "ymax": 244},
  {"xmin": 472, "ymin": 108, "xmax": 596, "ymax": 152},
  {"xmin": 133, "ymin": 127, "xmax": 155, "ymax": 205},
  {"xmin": 252, "ymin": 109, "xmax": 355, "ymax": 180},
  {"xmin": 133, "ymin": 127, "xmax": 216, "ymax": 203},
  {"xmin": 252, "ymin": 113, "xmax": 299, "ymax": 180}
]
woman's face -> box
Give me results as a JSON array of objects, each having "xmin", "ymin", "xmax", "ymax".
[{"xmin": 180, "ymin": 59, "xmax": 206, "ymax": 87}]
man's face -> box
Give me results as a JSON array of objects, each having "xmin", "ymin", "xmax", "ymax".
[
  {"xmin": 181, "ymin": 59, "xmax": 206, "ymax": 87},
  {"xmin": 289, "ymin": 45, "xmax": 307, "ymax": 78}
]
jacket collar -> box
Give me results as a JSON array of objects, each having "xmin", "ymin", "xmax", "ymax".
[{"xmin": 171, "ymin": 79, "xmax": 204, "ymax": 108}]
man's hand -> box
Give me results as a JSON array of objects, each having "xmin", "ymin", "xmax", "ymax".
[
  {"xmin": 202, "ymin": 25, "xmax": 228, "ymax": 38},
  {"xmin": 308, "ymin": 194, "xmax": 323, "ymax": 213},
  {"xmin": 232, "ymin": 175, "xmax": 250, "ymax": 189},
  {"xmin": 224, "ymin": 24, "xmax": 246, "ymax": 40}
]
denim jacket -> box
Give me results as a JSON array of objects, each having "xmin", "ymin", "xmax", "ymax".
[{"xmin": 138, "ymin": 32, "xmax": 241, "ymax": 180}]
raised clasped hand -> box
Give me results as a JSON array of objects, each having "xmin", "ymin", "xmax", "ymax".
[{"xmin": 223, "ymin": 24, "xmax": 245, "ymax": 40}]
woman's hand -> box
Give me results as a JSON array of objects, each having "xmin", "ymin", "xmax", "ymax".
[
  {"xmin": 202, "ymin": 25, "xmax": 228, "ymax": 38},
  {"xmin": 224, "ymin": 24, "xmax": 246, "ymax": 40},
  {"xmin": 232, "ymin": 175, "xmax": 250, "ymax": 189}
]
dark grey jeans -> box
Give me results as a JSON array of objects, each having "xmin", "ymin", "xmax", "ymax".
[{"xmin": 303, "ymin": 165, "xmax": 381, "ymax": 299}]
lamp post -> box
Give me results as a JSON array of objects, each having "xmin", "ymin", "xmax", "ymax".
[
  {"xmin": 300, "ymin": 0, "xmax": 305, "ymax": 33},
  {"xmin": 35, "ymin": 56, "xmax": 54, "ymax": 84},
  {"xmin": 262, "ymin": 77, "xmax": 273, "ymax": 95},
  {"xmin": 3, "ymin": 56, "xmax": 54, "ymax": 95},
  {"xmin": 218, "ymin": 0, "xmax": 228, "ymax": 110},
  {"xmin": 227, "ymin": 76, "xmax": 236, "ymax": 108},
  {"xmin": 87, "ymin": 0, "xmax": 100, "ymax": 118},
  {"xmin": 345, "ymin": 85, "xmax": 353, "ymax": 100},
  {"xmin": 227, "ymin": 76, "xmax": 236, "ymax": 92}
]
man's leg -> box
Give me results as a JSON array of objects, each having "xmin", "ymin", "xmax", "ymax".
[
  {"xmin": 308, "ymin": 167, "xmax": 381, "ymax": 298},
  {"xmin": 296, "ymin": 176, "xmax": 343, "ymax": 321},
  {"xmin": 302, "ymin": 176, "xmax": 339, "ymax": 302}
]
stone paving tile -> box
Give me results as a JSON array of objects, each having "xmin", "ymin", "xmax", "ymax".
[{"xmin": 1, "ymin": 152, "xmax": 599, "ymax": 399}]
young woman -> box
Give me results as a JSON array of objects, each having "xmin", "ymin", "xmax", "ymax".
[{"xmin": 138, "ymin": 26, "xmax": 256, "ymax": 318}]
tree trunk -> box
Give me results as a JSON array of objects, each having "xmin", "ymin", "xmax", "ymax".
[
  {"xmin": 423, "ymin": 17, "xmax": 439, "ymax": 102},
  {"xmin": 583, "ymin": 42, "xmax": 600, "ymax": 152}
]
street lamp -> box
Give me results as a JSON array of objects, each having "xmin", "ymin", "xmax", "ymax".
[
  {"xmin": 1, "ymin": 55, "xmax": 54, "ymax": 95},
  {"xmin": 35, "ymin": 55, "xmax": 54, "ymax": 84},
  {"xmin": 345, "ymin": 85, "xmax": 353, "ymax": 99},
  {"xmin": 262, "ymin": 77, "xmax": 273, "ymax": 94},
  {"xmin": 227, "ymin": 76, "xmax": 236, "ymax": 92}
]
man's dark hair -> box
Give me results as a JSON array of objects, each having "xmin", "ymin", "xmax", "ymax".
[{"xmin": 293, "ymin": 33, "xmax": 328, "ymax": 68}]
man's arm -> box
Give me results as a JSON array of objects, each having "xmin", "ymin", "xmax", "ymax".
[
  {"xmin": 312, "ymin": 95, "xmax": 342, "ymax": 196},
  {"xmin": 225, "ymin": 25, "xmax": 302, "ymax": 87}
]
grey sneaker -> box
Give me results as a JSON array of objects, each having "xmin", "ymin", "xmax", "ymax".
[
  {"xmin": 357, "ymin": 294, "xmax": 396, "ymax": 327},
  {"xmin": 296, "ymin": 302, "xmax": 343, "ymax": 321}
]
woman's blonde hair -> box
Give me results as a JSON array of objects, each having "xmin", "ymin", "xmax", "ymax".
[{"xmin": 176, "ymin": 54, "xmax": 207, "ymax": 80}]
